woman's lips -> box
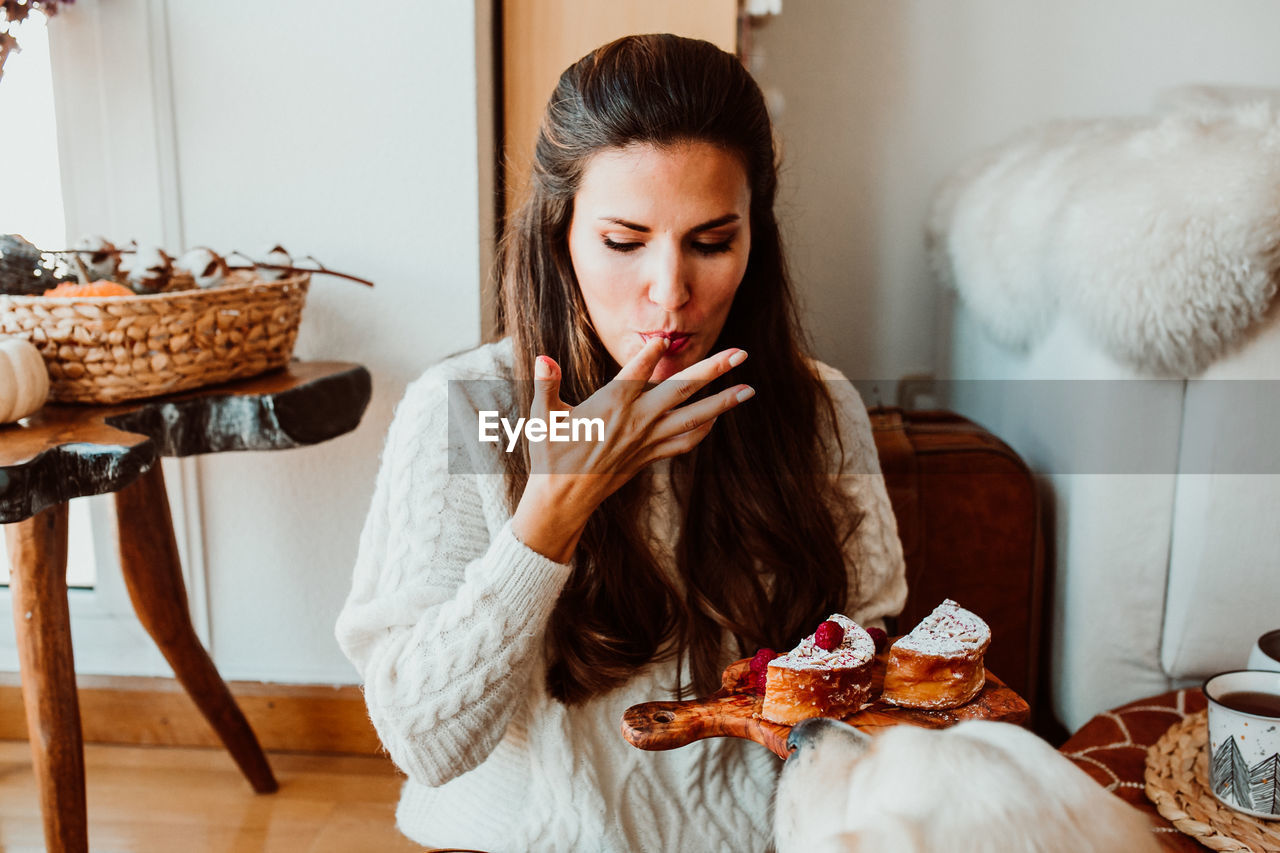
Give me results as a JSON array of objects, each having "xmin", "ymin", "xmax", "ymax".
[{"xmin": 639, "ymin": 331, "xmax": 692, "ymax": 354}]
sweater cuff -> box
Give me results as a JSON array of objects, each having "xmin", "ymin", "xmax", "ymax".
[{"xmin": 482, "ymin": 520, "xmax": 573, "ymax": 623}]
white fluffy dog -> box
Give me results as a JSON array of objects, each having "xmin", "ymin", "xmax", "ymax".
[{"xmin": 775, "ymin": 718, "xmax": 1160, "ymax": 853}]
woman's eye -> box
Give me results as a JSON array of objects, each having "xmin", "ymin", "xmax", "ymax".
[
  {"xmin": 601, "ymin": 237, "xmax": 734, "ymax": 254},
  {"xmin": 693, "ymin": 240, "xmax": 733, "ymax": 255},
  {"xmin": 603, "ymin": 237, "xmax": 642, "ymax": 252}
]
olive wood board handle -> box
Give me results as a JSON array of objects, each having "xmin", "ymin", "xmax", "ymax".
[{"xmin": 621, "ymin": 652, "xmax": 1029, "ymax": 760}]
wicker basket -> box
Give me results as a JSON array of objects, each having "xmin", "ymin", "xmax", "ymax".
[{"xmin": 0, "ymin": 270, "xmax": 310, "ymax": 404}]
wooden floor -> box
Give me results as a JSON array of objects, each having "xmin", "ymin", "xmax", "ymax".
[{"xmin": 0, "ymin": 739, "xmax": 425, "ymax": 852}]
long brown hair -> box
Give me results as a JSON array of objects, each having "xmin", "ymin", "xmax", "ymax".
[{"xmin": 496, "ymin": 34, "xmax": 856, "ymax": 702}]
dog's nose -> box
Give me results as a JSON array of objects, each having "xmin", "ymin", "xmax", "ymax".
[
  {"xmin": 786, "ymin": 725, "xmax": 802, "ymax": 754},
  {"xmin": 787, "ymin": 717, "xmax": 824, "ymax": 753},
  {"xmin": 787, "ymin": 716, "xmax": 869, "ymax": 757}
]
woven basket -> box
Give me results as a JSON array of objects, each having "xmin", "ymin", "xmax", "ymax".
[{"xmin": 0, "ymin": 270, "xmax": 309, "ymax": 404}]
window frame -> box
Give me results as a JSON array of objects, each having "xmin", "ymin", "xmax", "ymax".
[{"xmin": 0, "ymin": 0, "xmax": 210, "ymax": 675}]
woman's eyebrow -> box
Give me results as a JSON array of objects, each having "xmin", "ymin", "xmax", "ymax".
[
  {"xmin": 599, "ymin": 217, "xmax": 651, "ymax": 232},
  {"xmin": 690, "ymin": 214, "xmax": 740, "ymax": 233},
  {"xmin": 598, "ymin": 214, "xmax": 741, "ymax": 233}
]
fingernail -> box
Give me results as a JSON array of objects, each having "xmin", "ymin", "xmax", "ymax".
[
  {"xmin": 728, "ymin": 350, "xmax": 748, "ymax": 367},
  {"xmin": 660, "ymin": 337, "xmax": 671, "ymax": 350},
  {"xmin": 736, "ymin": 386, "xmax": 755, "ymax": 403},
  {"xmin": 535, "ymin": 357, "xmax": 551, "ymax": 380}
]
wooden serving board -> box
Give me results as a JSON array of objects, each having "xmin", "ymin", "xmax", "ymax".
[{"xmin": 621, "ymin": 651, "xmax": 1029, "ymax": 760}]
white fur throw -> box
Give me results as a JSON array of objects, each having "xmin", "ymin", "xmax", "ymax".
[{"xmin": 927, "ymin": 97, "xmax": 1280, "ymax": 375}]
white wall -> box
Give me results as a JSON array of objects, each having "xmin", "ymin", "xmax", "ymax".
[
  {"xmin": 750, "ymin": 0, "xmax": 1280, "ymax": 384},
  {"xmin": 164, "ymin": 1, "xmax": 492, "ymax": 682},
  {"xmin": 24, "ymin": 0, "xmax": 491, "ymax": 684}
]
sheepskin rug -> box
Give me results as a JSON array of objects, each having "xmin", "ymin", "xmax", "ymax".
[{"xmin": 928, "ymin": 96, "xmax": 1280, "ymax": 376}]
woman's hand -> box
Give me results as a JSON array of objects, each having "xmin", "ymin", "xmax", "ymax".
[{"xmin": 510, "ymin": 336, "xmax": 753, "ymax": 562}]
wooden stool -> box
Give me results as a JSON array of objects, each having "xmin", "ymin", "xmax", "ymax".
[{"xmin": 0, "ymin": 362, "xmax": 371, "ymax": 853}]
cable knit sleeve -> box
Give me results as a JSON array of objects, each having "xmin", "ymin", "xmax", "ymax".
[
  {"xmin": 815, "ymin": 362, "xmax": 909, "ymax": 628},
  {"xmin": 335, "ymin": 363, "xmax": 572, "ymax": 787}
]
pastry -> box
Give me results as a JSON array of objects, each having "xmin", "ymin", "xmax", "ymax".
[
  {"xmin": 762, "ymin": 613, "xmax": 875, "ymax": 725},
  {"xmin": 881, "ymin": 599, "xmax": 990, "ymax": 710}
]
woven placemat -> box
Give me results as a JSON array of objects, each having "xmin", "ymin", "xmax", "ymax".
[{"xmin": 1145, "ymin": 709, "xmax": 1280, "ymax": 852}]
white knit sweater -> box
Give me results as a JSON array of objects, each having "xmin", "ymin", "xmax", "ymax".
[{"xmin": 335, "ymin": 339, "xmax": 907, "ymax": 852}]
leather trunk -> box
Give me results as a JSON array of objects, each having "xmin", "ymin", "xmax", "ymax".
[{"xmin": 868, "ymin": 407, "xmax": 1046, "ymax": 726}]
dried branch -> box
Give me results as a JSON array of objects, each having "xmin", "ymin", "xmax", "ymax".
[{"xmin": 1, "ymin": 0, "xmax": 73, "ymax": 82}]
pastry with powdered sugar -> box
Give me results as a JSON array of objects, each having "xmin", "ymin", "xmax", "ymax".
[
  {"xmin": 761, "ymin": 613, "xmax": 876, "ymax": 725},
  {"xmin": 881, "ymin": 599, "xmax": 991, "ymax": 710}
]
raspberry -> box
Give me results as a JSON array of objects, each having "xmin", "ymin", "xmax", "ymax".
[
  {"xmin": 749, "ymin": 648, "xmax": 777, "ymax": 695},
  {"xmin": 866, "ymin": 626, "xmax": 888, "ymax": 654},
  {"xmin": 814, "ymin": 620, "xmax": 844, "ymax": 651},
  {"xmin": 752, "ymin": 670, "xmax": 768, "ymax": 695},
  {"xmin": 750, "ymin": 648, "xmax": 776, "ymax": 675}
]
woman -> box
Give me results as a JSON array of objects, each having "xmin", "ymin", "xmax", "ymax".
[{"xmin": 336, "ymin": 34, "xmax": 906, "ymax": 852}]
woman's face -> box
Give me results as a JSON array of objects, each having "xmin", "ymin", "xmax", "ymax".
[{"xmin": 568, "ymin": 141, "xmax": 752, "ymax": 382}]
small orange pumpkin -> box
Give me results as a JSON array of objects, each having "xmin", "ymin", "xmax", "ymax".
[{"xmin": 42, "ymin": 280, "xmax": 136, "ymax": 298}]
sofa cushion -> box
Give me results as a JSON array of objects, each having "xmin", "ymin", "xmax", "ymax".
[{"xmin": 1160, "ymin": 306, "xmax": 1280, "ymax": 678}]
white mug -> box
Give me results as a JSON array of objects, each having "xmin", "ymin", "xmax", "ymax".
[
  {"xmin": 1247, "ymin": 629, "xmax": 1280, "ymax": 673},
  {"xmin": 1205, "ymin": 670, "xmax": 1280, "ymax": 820}
]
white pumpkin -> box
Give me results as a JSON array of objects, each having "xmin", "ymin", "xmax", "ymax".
[{"xmin": 0, "ymin": 337, "xmax": 50, "ymax": 424}]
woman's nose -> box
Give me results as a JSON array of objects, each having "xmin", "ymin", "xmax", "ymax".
[{"xmin": 647, "ymin": 244, "xmax": 691, "ymax": 311}]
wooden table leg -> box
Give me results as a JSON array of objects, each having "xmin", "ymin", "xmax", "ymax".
[
  {"xmin": 6, "ymin": 502, "xmax": 89, "ymax": 853},
  {"xmin": 113, "ymin": 463, "xmax": 278, "ymax": 793}
]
